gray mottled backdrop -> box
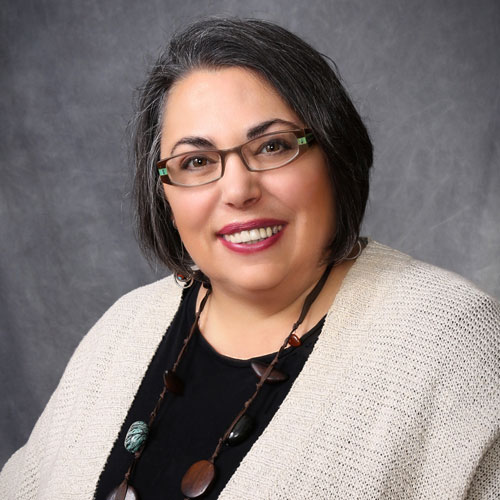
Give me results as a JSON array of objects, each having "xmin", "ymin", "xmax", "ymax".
[{"xmin": 1, "ymin": 0, "xmax": 499, "ymax": 468}]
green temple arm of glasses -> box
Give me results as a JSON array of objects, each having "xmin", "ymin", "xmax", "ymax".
[{"xmin": 297, "ymin": 132, "xmax": 314, "ymax": 145}]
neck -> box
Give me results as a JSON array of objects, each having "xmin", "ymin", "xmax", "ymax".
[{"xmin": 196, "ymin": 259, "xmax": 355, "ymax": 359}]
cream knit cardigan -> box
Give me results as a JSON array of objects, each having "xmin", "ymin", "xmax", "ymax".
[{"xmin": 1, "ymin": 241, "xmax": 499, "ymax": 499}]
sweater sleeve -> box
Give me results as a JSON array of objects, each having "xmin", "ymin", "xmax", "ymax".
[
  {"xmin": 0, "ymin": 291, "xmax": 136, "ymax": 499},
  {"xmin": 0, "ymin": 388, "xmax": 56, "ymax": 498},
  {"xmin": 465, "ymin": 434, "xmax": 500, "ymax": 500}
]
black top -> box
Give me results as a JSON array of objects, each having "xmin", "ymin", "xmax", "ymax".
[{"xmin": 95, "ymin": 282, "xmax": 324, "ymax": 499}]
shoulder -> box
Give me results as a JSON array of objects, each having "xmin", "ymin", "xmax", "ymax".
[
  {"xmin": 86, "ymin": 275, "xmax": 181, "ymax": 337},
  {"xmin": 107, "ymin": 274, "xmax": 181, "ymax": 316},
  {"xmin": 333, "ymin": 240, "xmax": 500, "ymax": 432},
  {"xmin": 63, "ymin": 275, "xmax": 184, "ymax": 379},
  {"xmin": 357, "ymin": 239, "xmax": 500, "ymax": 384},
  {"xmin": 66, "ymin": 272, "xmax": 183, "ymax": 364},
  {"xmin": 362, "ymin": 239, "xmax": 499, "ymax": 320}
]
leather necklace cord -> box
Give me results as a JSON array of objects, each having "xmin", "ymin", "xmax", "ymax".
[
  {"xmin": 208, "ymin": 263, "xmax": 333, "ymax": 465},
  {"xmin": 109, "ymin": 263, "xmax": 333, "ymax": 500},
  {"xmin": 115, "ymin": 289, "xmax": 212, "ymax": 492}
]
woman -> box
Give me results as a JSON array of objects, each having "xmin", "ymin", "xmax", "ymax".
[{"xmin": 1, "ymin": 17, "xmax": 499, "ymax": 500}]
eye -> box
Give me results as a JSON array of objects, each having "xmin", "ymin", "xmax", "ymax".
[
  {"xmin": 180, "ymin": 154, "xmax": 214, "ymax": 170},
  {"xmin": 257, "ymin": 138, "xmax": 292, "ymax": 155}
]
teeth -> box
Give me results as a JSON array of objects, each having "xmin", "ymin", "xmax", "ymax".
[{"xmin": 222, "ymin": 225, "xmax": 283, "ymax": 244}]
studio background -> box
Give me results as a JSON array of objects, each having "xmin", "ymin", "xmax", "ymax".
[{"xmin": 1, "ymin": 0, "xmax": 499, "ymax": 469}]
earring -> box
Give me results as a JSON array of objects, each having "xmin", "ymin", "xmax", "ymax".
[
  {"xmin": 172, "ymin": 218, "xmax": 177, "ymax": 230},
  {"xmin": 174, "ymin": 272, "xmax": 194, "ymax": 289},
  {"xmin": 344, "ymin": 239, "xmax": 362, "ymax": 261}
]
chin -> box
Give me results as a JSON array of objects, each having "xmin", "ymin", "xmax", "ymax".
[{"xmin": 209, "ymin": 266, "xmax": 291, "ymax": 294}]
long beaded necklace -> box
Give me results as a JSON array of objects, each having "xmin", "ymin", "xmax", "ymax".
[{"xmin": 107, "ymin": 263, "xmax": 332, "ymax": 500}]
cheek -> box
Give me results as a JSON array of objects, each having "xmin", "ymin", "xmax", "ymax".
[
  {"xmin": 271, "ymin": 165, "xmax": 334, "ymax": 215},
  {"xmin": 285, "ymin": 167, "xmax": 336, "ymax": 248},
  {"xmin": 163, "ymin": 185, "xmax": 215, "ymax": 239}
]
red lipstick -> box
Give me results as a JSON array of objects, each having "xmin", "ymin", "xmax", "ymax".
[{"xmin": 217, "ymin": 219, "xmax": 287, "ymax": 254}]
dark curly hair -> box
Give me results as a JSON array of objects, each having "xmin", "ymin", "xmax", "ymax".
[{"xmin": 132, "ymin": 17, "xmax": 373, "ymax": 281}]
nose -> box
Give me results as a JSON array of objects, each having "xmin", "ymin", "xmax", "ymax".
[{"xmin": 218, "ymin": 151, "xmax": 262, "ymax": 209}]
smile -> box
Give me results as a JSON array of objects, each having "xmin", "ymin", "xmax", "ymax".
[
  {"xmin": 217, "ymin": 219, "xmax": 287, "ymax": 254},
  {"xmin": 222, "ymin": 225, "xmax": 283, "ymax": 244}
]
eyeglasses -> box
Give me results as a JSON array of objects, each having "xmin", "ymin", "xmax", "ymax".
[{"xmin": 157, "ymin": 129, "xmax": 314, "ymax": 187}]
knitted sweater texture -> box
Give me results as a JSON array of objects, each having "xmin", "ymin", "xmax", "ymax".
[{"xmin": 1, "ymin": 241, "xmax": 499, "ymax": 499}]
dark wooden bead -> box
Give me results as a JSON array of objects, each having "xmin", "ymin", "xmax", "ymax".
[
  {"xmin": 227, "ymin": 414, "xmax": 254, "ymax": 446},
  {"xmin": 106, "ymin": 480, "xmax": 139, "ymax": 500},
  {"xmin": 288, "ymin": 333, "xmax": 301, "ymax": 347},
  {"xmin": 251, "ymin": 361, "xmax": 288, "ymax": 383},
  {"xmin": 163, "ymin": 370, "xmax": 184, "ymax": 395},
  {"xmin": 181, "ymin": 459, "xmax": 216, "ymax": 498}
]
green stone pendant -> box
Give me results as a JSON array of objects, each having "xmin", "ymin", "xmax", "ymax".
[{"xmin": 124, "ymin": 421, "xmax": 149, "ymax": 454}]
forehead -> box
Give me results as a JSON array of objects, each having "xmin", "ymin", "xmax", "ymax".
[{"xmin": 161, "ymin": 67, "xmax": 302, "ymax": 150}]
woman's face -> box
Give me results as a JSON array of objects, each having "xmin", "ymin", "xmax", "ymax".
[{"xmin": 161, "ymin": 67, "xmax": 335, "ymax": 295}]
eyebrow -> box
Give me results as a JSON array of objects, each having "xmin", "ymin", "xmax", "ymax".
[
  {"xmin": 169, "ymin": 118, "xmax": 301, "ymax": 155},
  {"xmin": 170, "ymin": 137, "xmax": 213, "ymax": 155},
  {"xmin": 246, "ymin": 118, "xmax": 300, "ymax": 140}
]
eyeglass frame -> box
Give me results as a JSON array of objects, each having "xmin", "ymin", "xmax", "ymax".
[{"xmin": 157, "ymin": 128, "xmax": 315, "ymax": 187}]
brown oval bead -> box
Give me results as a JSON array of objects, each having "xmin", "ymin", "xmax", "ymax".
[
  {"xmin": 106, "ymin": 480, "xmax": 139, "ymax": 500},
  {"xmin": 250, "ymin": 361, "xmax": 288, "ymax": 383},
  {"xmin": 181, "ymin": 459, "xmax": 216, "ymax": 498},
  {"xmin": 288, "ymin": 333, "xmax": 301, "ymax": 347},
  {"xmin": 163, "ymin": 370, "xmax": 184, "ymax": 395}
]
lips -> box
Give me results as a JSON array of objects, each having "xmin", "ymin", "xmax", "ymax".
[{"xmin": 217, "ymin": 219, "xmax": 287, "ymax": 254}]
